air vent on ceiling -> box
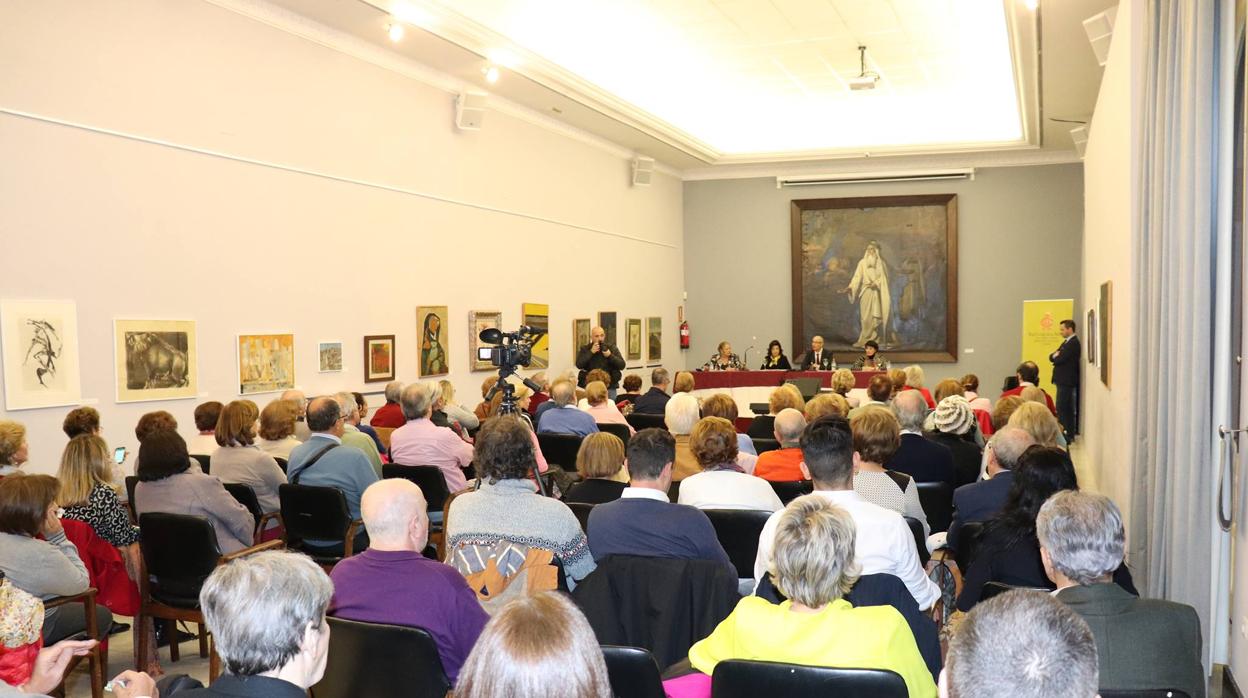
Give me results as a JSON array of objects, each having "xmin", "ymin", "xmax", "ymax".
[{"xmin": 776, "ymin": 168, "xmax": 975, "ymax": 187}]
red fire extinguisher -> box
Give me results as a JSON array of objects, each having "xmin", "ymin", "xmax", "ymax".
[{"xmin": 679, "ymin": 306, "xmax": 690, "ymax": 349}]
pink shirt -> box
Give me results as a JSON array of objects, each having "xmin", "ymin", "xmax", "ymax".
[
  {"xmin": 583, "ymin": 402, "xmax": 635, "ymax": 434},
  {"xmin": 390, "ymin": 418, "xmax": 472, "ymax": 492}
]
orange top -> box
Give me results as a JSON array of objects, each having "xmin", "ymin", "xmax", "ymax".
[{"xmin": 753, "ymin": 447, "xmax": 806, "ymax": 482}]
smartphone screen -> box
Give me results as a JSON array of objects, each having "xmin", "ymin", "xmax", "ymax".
[{"xmin": 113, "ymin": 446, "xmax": 126, "ymax": 464}]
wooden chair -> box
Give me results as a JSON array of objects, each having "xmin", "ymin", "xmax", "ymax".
[
  {"xmin": 45, "ymin": 589, "xmax": 105, "ymax": 698},
  {"xmin": 374, "ymin": 427, "xmax": 396, "ymax": 451}
]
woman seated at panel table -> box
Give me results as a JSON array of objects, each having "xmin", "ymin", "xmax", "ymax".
[
  {"xmin": 851, "ymin": 340, "xmax": 890, "ymax": 370},
  {"xmin": 759, "ymin": 339, "xmax": 792, "ymax": 370},
  {"xmin": 701, "ymin": 341, "xmax": 745, "ymax": 371}
]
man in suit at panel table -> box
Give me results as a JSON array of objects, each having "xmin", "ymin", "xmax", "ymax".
[
  {"xmin": 798, "ymin": 335, "xmax": 834, "ymax": 371},
  {"xmin": 885, "ymin": 390, "xmax": 956, "ymax": 488},
  {"xmin": 1049, "ymin": 319, "xmax": 1082, "ymax": 441},
  {"xmin": 945, "ymin": 426, "xmax": 1034, "ymax": 552}
]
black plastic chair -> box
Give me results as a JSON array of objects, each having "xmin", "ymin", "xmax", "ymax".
[
  {"xmin": 702, "ymin": 509, "xmax": 773, "ymax": 578},
  {"xmin": 746, "ymin": 415, "xmax": 776, "ymax": 440},
  {"xmin": 1098, "ymin": 691, "xmax": 1191, "ymax": 698},
  {"xmin": 278, "ymin": 484, "xmax": 364, "ymax": 565},
  {"xmin": 567, "ymin": 501, "xmax": 595, "ymax": 534},
  {"xmin": 382, "ymin": 464, "xmax": 452, "ymax": 515},
  {"xmin": 953, "ymin": 521, "xmax": 986, "ymax": 572},
  {"xmin": 125, "ymin": 475, "xmax": 139, "ymax": 515},
  {"xmin": 916, "ymin": 481, "xmax": 953, "ymax": 533},
  {"xmin": 667, "ymin": 480, "xmax": 681, "ymax": 503},
  {"xmin": 192, "ymin": 454, "xmax": 211, "ymax": 474},
  {"xmin": 601, "ymin": 645, "xmax": 665, "ymax": 698},
  {"xmin": 752, "ymin": 437, "xmax": 781, "ymax": 454},
  {"xmin": 711, "ymin": 660, "xmax": 907, "ymax": 698},
  {"xmin": 537, "ymin": 432, "xmax": 585, "ymax": 470},
  {"xmin": 596, "ymin": 422, "xmax": 632, "ymax": 447},
  {"xmin": 626, "ymin": 413, "xmax": 667, "ymax": 431},
  {"xmin": 769, "ymin": 480, "xmax": 813, "ymax": 505},
  {"xmin": 980, "ymin": 581, "xmax": 1049, "ymax": 602},
  {"xmin": 273, "ymin": 456, "xmax": 288, "ymax": 473},
  {"xmin": 903, "ymin": 516, "xmax": 930, "ymax": 566},
  {"xmin": 310, "ymin": 617, "xmax": 450, "ymax": 698},
  {"xmin": 222, "ymin": 483, "xmax": 281, "ymax": 543}
]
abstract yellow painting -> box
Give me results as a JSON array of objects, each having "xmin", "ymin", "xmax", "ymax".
[{"xmin": 237, "ymin": 333, "xmax": 295, "ymax": 395}]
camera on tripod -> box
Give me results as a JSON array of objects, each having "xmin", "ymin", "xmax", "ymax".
[{"xmin": 476, "ymin": 326, "xmax": 540, "ymax": 369}]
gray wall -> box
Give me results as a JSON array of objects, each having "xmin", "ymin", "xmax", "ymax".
[{"xmin": 682, "ymin": 163, "xmax": 1084, "ymax": 390}]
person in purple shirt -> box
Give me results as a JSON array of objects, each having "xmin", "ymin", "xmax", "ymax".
[
  {"xmin": 587, "ymin": 429, "xmax": 732, "ymax": 572},
  {"xmin": 535, "ymin": 380, "xmax": 599, "ymax": 438},
  {"xmin": 329, "ymin": 479, "xmax": 487, "ymax": 683}
]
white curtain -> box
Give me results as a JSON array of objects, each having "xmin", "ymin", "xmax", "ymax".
[{"xmin": 1131, "ymin": 0, "xmax": 1235, "ymax": 666}]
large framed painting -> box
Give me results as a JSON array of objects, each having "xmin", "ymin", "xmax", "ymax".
[
  {"xmin": 626, "ymin": 318, "xmax": 642, "ymax": 362},
  {"xmin": 0, "ymin": 299, "xmax": 82, "ymax": 410},
  {"xmin": 363, "ymin": 335, "xmax": 395, "ymax": 383},
  {"xmin": 417, "ymin": 305, "xmax": 449, "ymax": 377},
  {"xmin": 791, "ymin": 194, "xmax": 958, "ymax": 363},
  {"xmin": 522, "ymin": 302, "xmax": 550, "ymax": 368},
  {"xmin": 647, "ymin": 316, "xmax": 662, "ymax": 362},
  {"xmin": 598, "ymin": 311, "xmax": 618, "ymax": 347},
  {"xmin": 470, "ymin": 310, "xmax": 502, "ymax": 372},
  {"xmin": 114, "ymin": 319, "xmax": 197, "ymax": 403},
  {"xmin": 237, "ymin": 333, "xmax": 294, "ymax": 395},
  {"xmin": 573, "ymin": 318, "xmax": 591, "ymax": 359}
]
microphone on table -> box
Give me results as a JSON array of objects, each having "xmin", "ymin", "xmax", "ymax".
[{"xmin": 743, "ymin": 345, "xmax": 755, "ymax": 368}]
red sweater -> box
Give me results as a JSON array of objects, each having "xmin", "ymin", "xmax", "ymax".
[{"xmin": 370, "ymin": 402, "xmax": 406, "ymax": 428}]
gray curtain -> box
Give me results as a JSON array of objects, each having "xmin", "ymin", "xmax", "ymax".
[{"xmin": 1131, "ymin": 0, "xmax": 1234, "ymax": 665}]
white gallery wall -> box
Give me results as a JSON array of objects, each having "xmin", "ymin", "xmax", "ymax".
[{"xmin": 0, "ymin": 0, "xmax": 684, "ymax": 475}]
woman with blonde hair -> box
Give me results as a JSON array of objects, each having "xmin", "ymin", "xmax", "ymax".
[
  {"xmin": 805, "ymin": 393, "xmax": 849, "ymax": 421},
  {"xmin": 213, "ymin": 400, "xmax": 287, "ymax": 518},
  {"xmin": 439, "ymin": 379, "xmax": 481, "ymax": 432},
  {"xmin": 0, "ymin": 421, "xmax": 28, "ymax": 478},
  {"xmin": 673, "ymin": 370, "xmax": 697, "ymax": 394},
  {"xmin": 902, "ymin": 365, "xmax": 935, "ymax": 408},
  {"xmin": 1007, "ymin": 401, "xmax": 1065, "ymax": 448},
  {"xmin": 747, "ymin": 384, "xmax": 806, "ymax": 439},
  {"xmin": 830, "ymin": 369, "xmax": 860, "ymax": 408},
  {"xmin": 580, "ymin": 381, "xmax": 634, "ymax": 434},
  {"xmin": 58, "ymin": 435, "xmax": 139, "ymax": 550},
  {"xmin": 701, "ymin": 393, "xmax": 756, "ymax": 456},
  {"xmin": 563, "ymin": 432, "xmax": 628, "ymax": 504},
  {"xmin": 457, "ymin": 592, "xmax": 611, "ymax": 698}
]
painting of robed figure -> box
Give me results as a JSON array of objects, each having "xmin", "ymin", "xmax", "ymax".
[{"xmin": 791, "ymin": 194, "xmax": 958, "ymax": 363}]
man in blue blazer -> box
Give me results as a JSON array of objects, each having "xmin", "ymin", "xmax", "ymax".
[
  {"xmin": 885, "ymin": 390, "xmax": 955, "ymax": 487},
  {"xmin": 946, "ymin": 426, "xmax": 1034, "ymax": 551}
]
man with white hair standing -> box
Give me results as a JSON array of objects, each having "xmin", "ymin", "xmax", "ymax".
[
  {"xmin": 329, "ymin": 479, "xmax": 488, "ymax": 684},
  {"xmin": 281, "ymin": 389, "xmax": 311, "ymax": 442},
  {"xmin": 335, "ymin": 392, "xmax": 383, "ymax": 477},
  {"xmin": 369, "ymin": 380, "xmax": 407, "ymax": 428},
  {"xmin": 753, "ymin": 409, "xmax": 808, "ymax": 482},
  {"xmin": 1039, "ymin": 491, "xmax": 1204, "ymax": 698},
  {"xmin": 886, "ymin": 389, "xmax": 955, "ymax": 488}
]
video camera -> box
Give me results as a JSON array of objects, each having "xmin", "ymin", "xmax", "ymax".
[{"xmin": 476, "ymin": 325, "xmax": 543, "ymax": 369}]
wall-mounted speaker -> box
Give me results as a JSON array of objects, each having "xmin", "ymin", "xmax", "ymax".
[
  {"xmin": 631, "ymin": 156, "xmax": 655, "ymax": 187},
  {"xmin": 1070, "ymin": 125, "xmax": 1089, "ymax": 159},
  {"xmin": 1082, "ymin": 6, "xmax": 1118, "ymax": 67},
  {"xmin": 455, "ymin": 92, "xmax": 488, "ymax": 131}
]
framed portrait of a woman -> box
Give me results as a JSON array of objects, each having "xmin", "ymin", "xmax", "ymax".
[{"xmin": 417, "ymin": 306, "xmax": 449, "ymax": 377}]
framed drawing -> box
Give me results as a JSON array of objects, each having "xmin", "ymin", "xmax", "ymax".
[
  {"xmin": 1098, "ymin": 281, "xmax": 1112, "ymax": 387},
  {"xmin": 318, "ymin": 341, "xmax": 343, "ymax": 372},
  {"xmin": 470, "ymin": 310, "xmax": 502, "ymax": 372},
  {"xmin": 792, "ymin": 194, "xmax": 958, "ymax": 363},
  {"xmin": 647, "ymin": 316, "xmax": 662, "ymax": 362},
  {"xmin": 598, "ymin": 311, "xmax": 618, "ymax": 347},
  {"xmin": 573, "ymin": 318, "xmax": 591, "ymax": 358},
  {"xmin": 417, "ymin": 306, "xmax": 449, "ymax": 377},
  {"xmin": 626, "ymin": 318, "xmax": 642, "ymax": 361},
  {"xmin": 0, "ymin": 299, "xmax": 82, "ymax": 410},
  {"xmin": 363, "ymin": 335, "xmax": 395, "ymax": 383},
  {"xmin": 522, "ymin": 302, "xmax": 550, "ymax": 368},
  {"xmin": 237, "ymin": 334, "xmax": 294, "ymax": 395},
  {"xmin": 1085, "ymin": 308, "xmax": 1097, "ymax": 365},
  {"xmin": 114, "ymin": 319, "xmax": 197, "ymax": 403}
]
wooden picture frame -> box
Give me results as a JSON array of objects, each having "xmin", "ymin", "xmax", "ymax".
[
  {"xmin": 598, "ymin": 311, "xmax": 618, "ymax": 348},
  {"xmin": 470, "ymin": 311, "xmax": 502, "ymax": 372},
  {"xmin": 573, "ymin": 318, "xmax": 591, "ymax": 359},
  {"xmin": 647, "ymin": 316, "xmax": 662, "ymax": 362},
  {"xmin": 791, "ymin": 194, "xmax": 959, "ymax": 363},
  {"xmin": 363, "ymin": 334, "xmax": 395, "ymax": 383},
  {"xmin": 1098, "ymin": 281, "xmax": 1112, "ymax": 387}
]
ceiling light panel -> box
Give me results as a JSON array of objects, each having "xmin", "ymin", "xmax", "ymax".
[{"xmin": 426, "ymin": 0, "xmax": 1023, "ymax": 155}]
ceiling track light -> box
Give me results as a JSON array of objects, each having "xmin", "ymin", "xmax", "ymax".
[
  {"xmin": 849, "ymin": 45, "xmax": 879, "ymax": 91},
  {"xmin": 483, "ymin": 65, "xmax": 500, "ymax": 84},
  {"xmin": 386, "ymin": 21, "xmax": 405, "ymax": 42}
]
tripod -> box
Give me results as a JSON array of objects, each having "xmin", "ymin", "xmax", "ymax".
[{"xmin": 483, "ymin": 365, "xmax": 549, "ymax": 496}]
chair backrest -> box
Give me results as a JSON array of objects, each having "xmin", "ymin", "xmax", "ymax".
[
  {"xmin": 980, "ymin": 581, "xmax": 1049, "ymax": 602},
  {"xmin": 626, "ymin": 412, "xmax": 667, "ymax": 431},
  {"xmin": 953, "ymin": 520, "xmax": 986, "ymax": 572},
  {"xmin": 711, "ymin": 660, "xmax": 908, "ymax": 698},
  {"xmin": 125, "ymin": 475, "xmax": 139, "ymax": 506},
  {"xmin": 701, "ymin": 509, "xmax": 773, "ymax": 578},
  {"xmin": 915, "ymin": 481, "xmax": 953, "ymax": 533},
  {"xmin": 1098, "ymin": 691, "xmax": 1190, "ymax": 698},
  {"xmin": 382, "ymin": 464, "xmax": 451, "ymax": 512},
  {"xmin": 746, "ymin": 415, "xmax": 776, "ymax": 439},
  {"xmin": 903, "ymin": 516, "xmax": 930, "ymax": 567},
  {"xmin": 273, "ymin": 456, "xmax": 288, "ymax": 473},
  {"xmin": 601, "ymin": 645, "xmax": 666, "ymax": 698},
  {"xmin": 667, "ymin": 480, "xmax": 680, "ymax": 503},
  {"xmin": 752, "ymin": 437, "xmax": 781, "ymax": 454},
  {"xmin": 222, "ymin": 483, "xmax": 264, "ymax": 523},
  {"xmin": 769, "ymin": 480, "xmax": 813, "ymax": 505},
  {"xmin": 566, "ymin": 501, "xmax": 595, "ymax": 534},
  {"xmin": 311, "ymin": 616, "xmax": 450, "ymax": 698},
  {"xmin": 138, "ymin": 512, "xmax": 222, "ymax": 607},
  {"xmin": 279, "ymin": 483, "xmax": 352, "ymax": 544},
  {"xmin": 596, "ymin": 422, "xmax": 632, "ymax": 447},
  {"xmin": 193, "ymin": 454, "xmax": 211, "ymax": 474},
  {"xmin": 537, "ymin": 432, "xmax": 584, "ymax": 470}
]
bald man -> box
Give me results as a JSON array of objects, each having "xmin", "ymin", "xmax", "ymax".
[
  {"xmin": 753, "ymin": 408, "xmax": 808, "ymax": 482},
  {"xmin": 800, "ymin": 335, "xmax": 834, "ymax": 371},
  {"xmin": 575, "ymin": 325, "xmax": 625, "ymax": 394},
  {"xmin": 281, "ymin": 389, "xmax": 311, "ymax": 441},
  {"xmin": 329, "ymin": 479, "xmax": 487, "ymax": 683}
]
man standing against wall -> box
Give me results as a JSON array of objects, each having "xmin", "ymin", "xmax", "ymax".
[{"xmin": 1050, "ymin": 319, "xmax": 1081, "ymax": 442}]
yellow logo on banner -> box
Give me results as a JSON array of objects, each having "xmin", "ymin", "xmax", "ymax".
[{"xmin": 1021, "ymin": 299, "xmax": 1074, "ymax": 399}]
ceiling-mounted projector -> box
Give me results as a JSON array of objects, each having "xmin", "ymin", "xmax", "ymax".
[{"xmin": 849, "ymin": 44, "xmax": 879, "ymax": 91}]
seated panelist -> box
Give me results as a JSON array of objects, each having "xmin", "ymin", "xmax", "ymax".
[
  {"xmin": 759, "ymin": 340, "xmax": 791, "ymax": 370},
  {"xmin": 799, "ymin": 335, "xmax": 834, "ymax": 371},
  {"xmin": 702, "ymin": 341, "xmax": 744, "ymax": 371}
]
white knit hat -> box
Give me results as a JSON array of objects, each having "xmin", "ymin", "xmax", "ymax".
[{"xmin": 932, "ymin": 395, "xmax": 975, "ymax": 435}]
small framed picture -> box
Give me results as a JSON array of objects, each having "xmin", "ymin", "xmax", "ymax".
[
  {"xmin": 573, "ymin": 318, "xmax": 591, "ymax": 358},
  {"xmin": 626, "ymin": 318, "xmax": 642, "ymax": 361},
  {"xmin": 363, "ymin": 335, "xmax": 395, "ymax": 383},
  {"xmin": 470, "ymin": 311, "xmax": 502, "ymax": 372},
  {"xmin": 598, "ymin": 311, "xmax": 618, "ymax": 347},
  {"xmin": 318, "ymin": 341, "xmax": 343, "ymax": 372}
]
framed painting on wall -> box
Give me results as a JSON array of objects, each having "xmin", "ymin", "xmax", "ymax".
[
  {"xmin": 626, "ymin": 318, "xmax": 642, "ymax": 361},
  {"xmin": 1098, "ymin": 281, "xmax": 1112, "ymax": 387},
  {"xmin": 114, "ymin": 318, "xmax": 197, "ymax": 403},
  {"xmin": 598, "ymin": 311, "xmax": 618, "ymax": 347},
  {"xmin": 573, "ymin": 318, "xmax": 591, "ymax": 359},
  {"xmin": 363, "ymin": 335, "xmax": 395, "ymax": 383},
  {"xmin": 1086, "ymin": 308, "xmax": 1097, "ymax": 366},
  {"xmin": 522, "ymin": 302, "xmax": 550, "ymax": 368},
  {"xmin": 0, "ymin": 299, "xmax": 82, "ymax": 410},
  {"xmin": 470, "ymin": 310, "xmax": 502, "ymax": 372},
  {"xmin": 318, "ymin": 341, "xmax": 343, "ymax": 373},
  {"xmin": 791, "ymin": 194, "xmax": 958, "ymax": 363},
  {"xmin": 647, "ymin": 316, "xmax": 662, "ymax": 362},
  {"xmin": 417, "ymin": 306, "xmax": 449, "ymax": 377},
  {"xmin": 237, "ymin": 333, "xmax": 294, "ymax": 395}
]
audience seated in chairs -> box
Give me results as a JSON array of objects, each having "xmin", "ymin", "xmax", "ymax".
[
  {"xmin": 754, "ymin": 417, "xmax": 939, "ymax": 610},
  {"xmin": 668, "ymin": 495, "xmax": 936, "ymax": 698},
  {"xmin": 212, "ymin": 400, "xmax": 287, "ymax": 526},
  {"xmin": 587, "ymin": 429, "xmax": 731, "ymax": 570},
  {"xmin": 1039, "ymin": 491, "xmax": 1205, "ymax": 698},
  {"xmin": 615, "ymin": 373, "xmax": 644, "ymax": 409},
  {"xmin": 886, "ymin": 391, "xmax": 956, "ymax": 489},
  {"xmin": 58, "ymin": 434, "xmax": 140, "ymax": 555},
  {"xmin": 457, "ymin": 591, "xmax": 611, "ymax": 698},
  {"xmin": 700, "ymin": 393, "xmax": 756, "ymax": 457},
  {"xmin": 0, "ymin": 421, "xmax": 28, "ymax": 479},
  {"xmin": 438, "ymin": 380, "xmax": 481, "ymax": 434},
  {"xmin": 925, "ymin": 396, "xmax": 983, "ymax": 487},
  {"xmin": 1008, "ymin": 401, "xmax": 1066, "ymax": 449},
  {"xmin": 941, "ymin": 591, "xmax": 1098, "ymax": 698},
  {"xmin": 746, "ymin": 385, "xmax": 805, "ymax": 440},
  {"xmin": 849, "ymin": 408, "xmax": 930, "ymax": 537},
  {"xmin": 990, "ymin": 395, "xmax": 1024, "ymax": 432},
  {"xmin": 369, "ymin": 380, "xmax": 407, "ymax": 429},
  {"xmin": 666, "ymin": 393, "xmax": 704, "ymax": 481},
  {"xmin": 677, "ymin": 417, "xmax": 782, "ymax": 513},
  {"xmin": 752, "ymin": 409, "xmax": 807, "ymax": 482},
  {"xmin": 899, "ymin": 366, "xmax": 935, "ymax": 409},
  {"xmin": 848, "ymin": 374, "xmax": 893, "ymax": 418},
  {"xmin": 176, "ymin": 551, "xmax": 333, "ymax": 698},
  {"xmin": 280, "ymin": 390, "xmax": 311, "ymax": 442},
  {"xmin": 333, "ymin": 392, "xmax": 384, "ymax": 477},
  {"xmin": 389, "ymin": 383, "xmax": 473, "ymax": 493},
  {"xmin": 580, "ymin": 380, "xmax": 634, "ymax": 435},
  {"xmin": 329, "ymin": 479, "xmax": 487, "ymax": 684},
  {"xmin": 0, "ymin": 475, "xmax": 114, "ymax": 644},
  {"xmin": 999, "ymin": 361, "xmax": 1056, "ymax": 413},
  {"xmin": 536, "ymin": 380, "xmax": 600, "ymax": 438},
  {"xmin": 946, "ymin": 426, "xmax": 1034, "ymax": 552},
  {"xmin": 255, "ymin": 399, "xmax": 302, "ymax": 461},
  {"xmin": 446, "ymin": 417, "xmax": 595, "ymax": 596},
  {"xmin": 831, "ymin": 369, "xmax": 859, "ymax": 408},
  {"xmin": 956, "ymin": 446, "xmax": 1136, "ymax": 612},
  {"xmin": 632, "ymin": 368, "xmax": 672, "ymax": 415},
  {"xmin": 523, "ymin": 372, "xmax": 551, "ymax": 420},
  {"xmin": 187, "ymin": 401, "xmax": 224, "ymax": 458},
  {"xmin": 351, "ymin": 392, "xmax": 387, "ymax": 454},
  {"xmin": 62, "ymin": 406, "xmax": 102, "ymax": 441},
  {"xmin": 135, "ymin": 430, "xmax": 254, "ymax": 555},
  {"xmin": 285, "ymin": 398, "xmax": 379, "ymax": 553},
  {"xmin": 563, "ymin": 433, "xmax": 629, "ymax": 505}
]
